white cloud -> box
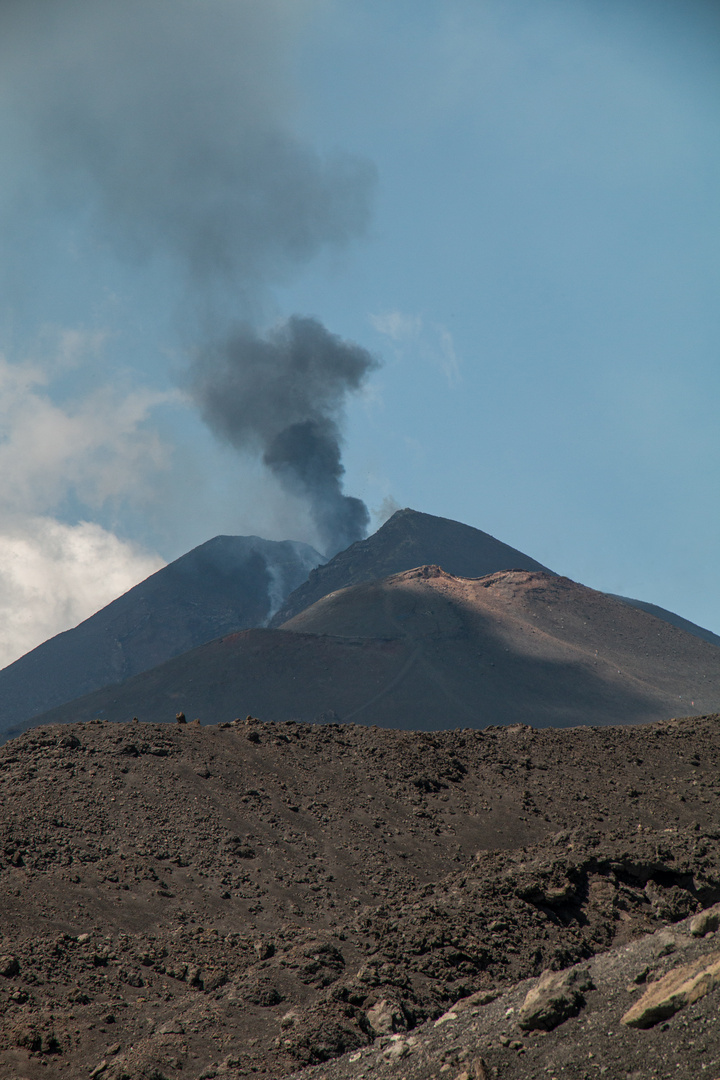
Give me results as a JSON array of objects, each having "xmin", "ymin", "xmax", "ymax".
[
  {"xmin": 0, "ymin": 346, "xmax": 179, "ymax": 515},
  {"xmin": 0, "ymin": 517, "xmax": 164, "ymax": 668},
  {"xmin": 434, "ymin": 324, "xmax": 461, "ymax": 388},
  {"xmin": 369, "ymin": 310, "xmax": 423, "ymax": 341},
  {"xmin": 0, "ymin": 334, "xmax": 178, "ymax": 665},
  {"xmin": 370, "ymin": 309, "xmax": 461, "ymax": 387},
  {"xmin": 55, "ymin": 326, "xmax": 110, "ymax": 368}
]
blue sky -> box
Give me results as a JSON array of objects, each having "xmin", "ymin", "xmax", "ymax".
[{"xmin": 0, "ymin": 0, "xmax": 718, "ymax": 664}]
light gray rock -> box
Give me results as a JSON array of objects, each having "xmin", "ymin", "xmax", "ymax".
[
  {"xmin": 366, "ymin": 997, "xmax": 407, "ymax": 1035},
  {"xmin": 517, "ymin": 966, "xmax": 593, "ymax": 1031},
  {"xmin": 690, "ymin": 904, "xmax": 720, "ymax": 937},
  {"xmin": 621, "ymin": 950, "xmax": 720, "ymax": 1028}
]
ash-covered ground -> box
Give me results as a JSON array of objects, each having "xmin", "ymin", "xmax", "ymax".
[{"xmin": 1, "ymin": 714, "xmax": 720, "ymax": 1078}]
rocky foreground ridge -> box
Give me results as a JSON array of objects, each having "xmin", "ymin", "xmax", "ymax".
[
  {"xmin": 292, "ymin": 905, "xmax": 720, "ymax": 1080},
  {"xmin": 1, "ymin": 715, "xmax": 720, "ymax": 1078}
]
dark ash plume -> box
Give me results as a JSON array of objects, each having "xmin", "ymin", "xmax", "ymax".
[
  {"xmin": 0, "ymin": 0, "xmax": 380, "ymax": 548},
  {"xmin": 0, "ymin": 0, "xmax": 374, "ymax": 296},
  {"xmin": 191, "ymin": 317, "xmax": 380, "ymax": 556}
]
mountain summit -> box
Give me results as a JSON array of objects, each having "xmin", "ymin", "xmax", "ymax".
[
  {"xmin": 269, "ymin": 508, "xmax": 554, "ymax": 626},
  {"xmin": 3, "ymin": 508, "xmax": 718, "ymax": 744}
]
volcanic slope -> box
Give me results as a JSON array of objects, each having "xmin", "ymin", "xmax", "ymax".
[
  {"xmin": 268, "ymin": 508, "xmax": 555, "ymax": 627},
  {"xmin": 2, "ymin": 714, "xmax": 720, "ymax": 1079},
  {"xmin": 272, "ymin": 508, "xmax": 720, "ymax": 648},
  {"xmin": 0, "ymin": 535, "xmax": 321, "ymax": 744},
  {"xmin": 609, "ymin": 593, "xmax": 720, "ymax": 647},
  {"xmin": 28, "ymin": 567, "xmax": 720, "ymax": 733}
]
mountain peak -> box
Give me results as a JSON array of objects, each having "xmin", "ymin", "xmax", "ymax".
[{"xmin": 269, "ymin": 508, "xmax": 554, "ymax": 626}]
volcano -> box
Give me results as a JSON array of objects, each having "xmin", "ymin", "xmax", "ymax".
[
  {"xmin": 268, "ymin": 507, "xmax": 555, "ymax": 626},
  {"xmin": 25, "ymin": 565, "xmax": 720, "ymax": 733}
]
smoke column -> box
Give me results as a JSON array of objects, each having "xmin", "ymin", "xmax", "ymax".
[
  {"xmin": 0, "ymin": 0, "xmax": 378, "ymax": 551},
  {"xmin": 192, "ymin": 317, "xmax": 379, "ymax": 556}
]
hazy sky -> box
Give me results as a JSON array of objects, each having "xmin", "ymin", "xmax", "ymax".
[{"xmin": 0, "ymin": 0, "xmax": 718, "ymax": 665}]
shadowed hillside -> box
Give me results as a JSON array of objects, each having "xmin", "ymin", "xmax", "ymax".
[
  {"xmin": 0, "ymin": 535, "xmax": 321, "ymax": 742},
  {"xmin": 24, "ymin": 567, "xmax": 720, "ymax": 736},
  {"xmin": 610, "ymin": 593, "xmax": 720, "ymax": 647}
]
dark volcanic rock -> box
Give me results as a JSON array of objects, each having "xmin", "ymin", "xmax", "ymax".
[
  {"xmin": 2, "ymin": 713, "xmax": 720, "ymax": 1078},
  {"xmin": 292, "ymin": 913, "xmax": 720, "ymax": 1080},
  {"xmin": 0, "ymin": 534, "xmax": 321, "ymax": 745}
]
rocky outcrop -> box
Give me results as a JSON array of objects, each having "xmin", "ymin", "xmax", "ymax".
[
  {"xmin": 289, "ymin": 910, "xmax": 720, "ymax": 1079},
  {"xmin": 690, "ymin": 902, "xmax": 720, "ymax": 937}
]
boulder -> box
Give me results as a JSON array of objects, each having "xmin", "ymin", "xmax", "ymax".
[
  {"xmin": 690, "ymin": 905, "xmax": 720, "ymax": 938},
  {"xmin": 0, "ymin": 955, "xmax": 19, "ymax": 978},
  {"xmin": 518, "ymin": 967, "xmax": 593, "ymax": 1031},
  {"xmin": 621, "ymin": 951, "xmax": 720, "ymax": 1028},
  {"xmin": 366, "ymin": 998, "xmax": 407, "ymax": 1035}
]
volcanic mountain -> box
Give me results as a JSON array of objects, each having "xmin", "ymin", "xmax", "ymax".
[
  {"xmin": 0, "ymin": 509, "xmax": 561, "ymax": 744},
  {"xmin": 26, "ymin": 566, "xmax": 720, "ymax": 734},
  {"xmin": 0, "ymin": 535, "xmax": 321, "ymax": 743},
  {"xmin": 273, "ymin": 508, "xmax": 720, "ymax": 647},
  {"xmin": 268, "ymin": 507, "xmax": 555, "ymax": 626},
  {"xmin": 0, "ymin": 510, "xmax": 557, "ymax": 744}
]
